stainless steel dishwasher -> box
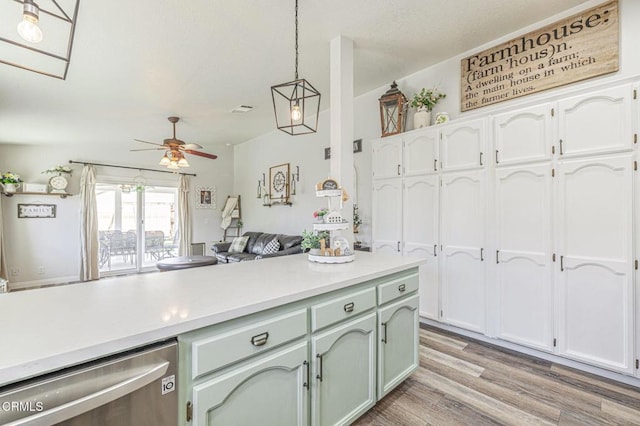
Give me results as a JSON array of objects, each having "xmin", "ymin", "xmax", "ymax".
[{"xmin": 0, "ymin": 339, "xmax": 178, "ymax": 425}]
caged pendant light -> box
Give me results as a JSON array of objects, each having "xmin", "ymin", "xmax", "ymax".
[{"xmin": 271, "ymin": 0, "xmax": 320, "ymax": 136}]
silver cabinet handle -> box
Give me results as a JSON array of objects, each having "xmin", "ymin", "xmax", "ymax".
[
  {"xmin": 398, "ymin": 283, "xmax": 406, "ymax": 293},
  {"xmin": 480, "ymin": 248, "xmax": 484, "ymax": 261},
  {"xmin": 496, "ymin": 250, "xmax": 500, "ymax": 264},
  {"xmin": 251, "ymin": 332, "xmax": 269, "ymax": 346},
  {"xmin": 303, "ymin": 360, "xmax": 310, "ymax": 389},
  {"xmin": 560, "ymin": 255, "xmax": 564, "ymax": 271},
  {"xmin": 316, "ymin": 353, "xmax": 323, "ymax": 382},
  {"xmin": 479, "ymin": 152, "xmax": 483, "ymax": 166},
  {"xmin": 397, "ymin": 164, "xmax": 401, "ymax": 176},
  {"xmin": 433, "ymin": 159, "xmax": 438, "ymax": 171},
  {"xmin": 495, "ymin": 150, "xmax": 499, "ymax": 164},
  {"xmin": 397, "ymin": 241, "xmax": 401, "ymax": 252},
  {"xmin": 381, "ymin": 322, "xmax": 388, "ymax": 344},
  {"xmin": 343, "ymin": 302, "xmax": 355, "ymax": 313},
  {"xmin": 559, "ymin": 139, "xmax": 564, "ymax": 155},
  {"xmin": 8, "ymin": 361, "xmax": 169, "ymax": 425},
  {"xmin": 433, "ymin": 244, "xmax": 437, "ymax": 257}
]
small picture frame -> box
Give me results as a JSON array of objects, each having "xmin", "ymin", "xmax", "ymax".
[
  {"xmin": 269, "ymin": 163, "xmax": 290, "ymax": 202},
  {"xmin": 18, "ymin": 204, "xmax": 56, "ymax": 218},
  {"xmin": 195, "ymin": 186, "xmax": 216, "ymax": 209}
]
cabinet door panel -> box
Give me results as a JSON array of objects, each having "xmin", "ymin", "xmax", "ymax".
[
  {"xmin": 192, "ymin": 342, "xmax": 308, "ymax": 425},
  {"xmin": 403, "ymin": 175, "xmax": 439, "ymax": 320},
  {"xmin": 312, "ymin": 313, "xmax": 376, "ymax": 426},
  {"xmin": 372, "ymin": 136, "xmax": 403, "ymax": 180},
  {"xmin": 441, "ymin": 248, "xmax": 485, "ymax": 333},
  {"xmin": 378, "ymin": 295, "xmax": 419, "ymax": 398},
  {"xmin": 440, "ymin": 118, "xmax": 486, "ymax": 171},
  {"xmin": 556, "ymin": 155, "xmax": 633, "ymax": 373},
  {"xmin": 372, "ymin": 179, "xmax": 402, "ymax": 255},
  {"xmin": 495, "ymin": 164, "xmax": 553, "ymax": 351},
  {"xmin": 559, "ymin": 84, "xmax": 633, "ymax": 157},
  {"xmin": 493, "ymin": 103, "xmax": 553, "ymax": 165},
  {"xmin": 441, "ymin": 171, "xmax": 485, "ymax": 247},
  {"xmin": 404, "ymin": 127, "xmax": 439, "ymax": 176}
]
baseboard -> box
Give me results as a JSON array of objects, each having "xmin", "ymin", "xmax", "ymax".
[
  {"xmin": 8, "ymin": 276, "xmax": 79, "ymax": 291},
  {"xmin": 420, "ymin": 317, "xmax": 640, "ymax": 389}
]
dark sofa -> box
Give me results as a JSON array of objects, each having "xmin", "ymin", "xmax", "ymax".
[{"xmin": 211, "ymin": 231, "xmax": 303, "ymax": 263}]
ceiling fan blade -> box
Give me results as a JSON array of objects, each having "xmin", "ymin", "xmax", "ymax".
[
  {"xmin": 130, "ymin": 147, "xmax": 166, "ymax": 152},
  {"xmin": 181, "ymin": 143, "xmax": 203, "ymax": 149},
  {"xmin": 184, "ymin": 149, "xmax": 218, "ymax": 160},
  {"xmin": 134, "ymin": 139, "xmax": 165, "ymax": 147}
]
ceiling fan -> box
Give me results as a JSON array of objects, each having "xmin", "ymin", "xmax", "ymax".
[{"xmin": 132, "ymin": 117, "xmax": 218, "ymax": 169}]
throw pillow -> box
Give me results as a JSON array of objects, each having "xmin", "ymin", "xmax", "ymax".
[
  {"xmin": 228, "ymin": 236, "xmax": 249, "ymax": 254},
  {"xmin": 262, "ymin": 237, "xmax": 280, "ymax": 255}
]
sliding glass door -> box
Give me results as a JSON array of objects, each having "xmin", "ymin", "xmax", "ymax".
[{"xmin": 96, "ymin": 183, "xmax": 178, "ymax": 275}]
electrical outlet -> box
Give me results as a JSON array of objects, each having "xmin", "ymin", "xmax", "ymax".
[
  {"xmin": 10, "ymin": 268, "xmax": 19, "ymax": 276},
  {"xmin": 38, "ymin": 266, "xmax": 45, "ymax": 275}
]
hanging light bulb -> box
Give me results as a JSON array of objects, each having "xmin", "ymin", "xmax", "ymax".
[
  {"xmin": 291, "ymin": 102, "xmax": 302, "ymax": 122},
  {"xmin": 17, "ymin": 0, "xmax": 43, "ymax": 43},
  {"xmin": 159, "ymin": 152, "xmax": 171, "ymax": 166}
]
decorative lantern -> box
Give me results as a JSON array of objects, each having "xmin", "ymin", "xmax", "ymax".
[{"xmin": 378, "ymin": 81, "xmax": 407, "ymax": 138}]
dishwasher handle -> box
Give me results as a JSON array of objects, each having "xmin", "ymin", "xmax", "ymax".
[{"xmin": 6, "ymin": 361, "xmax": 169, "ymax": 426}]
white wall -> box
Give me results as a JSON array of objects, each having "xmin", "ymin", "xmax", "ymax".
[
  {"xmin": 234, "ymin": 0, "xmax": 640, "ymax": 247},
  {"xmin": 0, "ymin": 142, "xmax": 233, "ymax": 288}
]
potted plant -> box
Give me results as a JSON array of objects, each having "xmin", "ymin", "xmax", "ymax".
[
  {"xmin": 301, "ymin": 230, "xmax": 329, "ymax": 255},
  {"xmin": 0, "ymin": 172, "xmax": 23, "ymax": 193},
  {"xmin": 353, "ymin": 204, "xmax": 363, "ymax": 233},
  {"xmin": 313, "ymin": 208, "xmax": 329, "ymax": 223},
  {"xmin": 410, "ymin": 88, "xmax": 446, "ymax": 128}
]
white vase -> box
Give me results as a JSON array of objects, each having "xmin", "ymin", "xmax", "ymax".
[
  {"xmin": 1, "ymin": 183, "xmax": 19, "ymax": 193},
  {"xmin": 413, "ymin": 107, "xmax": 431, "ymax": 129}
]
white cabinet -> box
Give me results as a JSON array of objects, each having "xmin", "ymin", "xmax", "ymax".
[
  {"xmin": 311, "ymin": 313, "xmax": 377, "ymax": 426},
  {"xmin": 404, "ymin": 175, "xmax": 439, "ymax": 320},
  {"xmin": 558, "ymin": 84, "xmax": 633, "ymax": 157},
  {"xmin": 191, "ymin": 342, "xmax": 309, "ymax": 425},
  {"xmin": 372, "ymin": 136, "xmax": 403, "ymax": 180},
  {"xmin": 440, "ymin": 170, "xmax": 486, "ymax": 333},
  {"xmin": 495, "ymin": 164, "xmax": 553, "ymax": 351},
  {"xmin": 440, "ymin": 118, "xmax": 486, "ymax": 171},
  {"xmin": 404, "ymin": 127, "xmax": 439, "ymax": 176},
  {"xmin": 493, "ymin": 103, "xmax": 554, "ymax": 165},
  {"xmin": 378, "ymin": 294, "xmax": 419, "ymax": 398},
  {"xmin": 556, "ymin": 154, "xmax": 634, "ymax": 373},
  {"xmin": 372, "ymin": 179, "xmax": 402, "ymax": 255}
]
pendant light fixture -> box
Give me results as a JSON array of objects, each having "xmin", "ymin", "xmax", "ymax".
[
  {"xmin": 271, "ymin": 0, "xmax": 321, "ymax": 136},
  {"xmin": 17, "ymin": 0, "xmax": 43, "ymax": 43}
]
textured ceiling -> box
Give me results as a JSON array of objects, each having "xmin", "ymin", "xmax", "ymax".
[{"xmin": 0, "ymin": 0, "xmax": 590, "ymax": 153}]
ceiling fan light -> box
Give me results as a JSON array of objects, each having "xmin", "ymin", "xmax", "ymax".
[
  {"xmin": 159, "ymin": 153, "xmax": 171, "ymax": 166},
  {"xmin": 17, "ymin": 1, "xmax": 43, "ymax": 43},
  {"xmin": 177, "ymin": 157, "xmax": 189, "ymax": 168},
  {"xmin": 167, "ymin": 161, "xmax": 179, "ymax": 170}
]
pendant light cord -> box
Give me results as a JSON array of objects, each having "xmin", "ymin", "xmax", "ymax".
[{"xmin": 294, "ymin": 0, "xmax": 299, "ymax": 80}]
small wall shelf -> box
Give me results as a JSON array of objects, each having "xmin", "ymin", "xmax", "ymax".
[
  {"xmin": 1, "ymin": 192, "xmax": 72, "ymax": 199},
  {"xmin": 313, "ymin": 222, "xmax": 349, "ymax": 231}
]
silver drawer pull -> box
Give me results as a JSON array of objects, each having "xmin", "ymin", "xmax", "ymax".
[
  {"xmin": 250, "ymin": 332, "xmax": 269, "ymax": 347},
  {"xmin": 344, "ymin": 302, "xmax": 355, "ymax": 313},
  {"xmin": 398, "ymin": 283, "xmax": 406, "ymax": 293}
]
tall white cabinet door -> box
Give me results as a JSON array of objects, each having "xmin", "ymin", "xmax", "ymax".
[
  {"xmin": 558, "ymin": 84, "xmax": 633, "ymax": 158},
  {"xmin": 440, "ymin": 170, "xmax": 486, "ymax": 333},
  {"xmin": 404, "ymin": 127, "xmax": 439, "ymax": 176},
  {"xmin": 440, "ymin": 118, "xmax": 486, "ymax": 172},
  {"xmin": 372, "ymin": 179, "xmax": 402, "ymax": 255},
  {"xmin": 495, "ymin": 164, "xmax": 553, "ymax": 352},
  {"xmin": 372, "ymin": 136, "xmax": 403, "ymax": 180},
  {"xmin": 311, "ymin": 313, "xmax": 377, "ymax": 426},
  {"xmin": 493, "ymin": 104, "xmax": 554, "ymax": 166},
  {"xmin": 403, "ymin": 175, "xmax": 439, "ymax": 320},
  {"xmin": 556, "ymin": 154, "xmax": 634, "ymax": 373}
]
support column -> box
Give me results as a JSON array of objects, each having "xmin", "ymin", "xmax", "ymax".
[{"xmin": 329, "ymin": 36, "xmax": 354, "ymax": 244}]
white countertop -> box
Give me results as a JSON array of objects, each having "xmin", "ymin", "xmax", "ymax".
[{"xmin": 0, "ymin": 252, "xmax": 423, "ymax": 387}]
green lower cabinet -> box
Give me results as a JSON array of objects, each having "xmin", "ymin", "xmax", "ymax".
[
  {"xmin": 191, "ymin": 341, "xmax": 309, "ymax": 425},
  {"xmin": 311, "ymin": 312, "xmax": 377, "ymax": 426},
  {"xmin": 378, "ymin": 294, "xmax": 420, "ymax": 398}
]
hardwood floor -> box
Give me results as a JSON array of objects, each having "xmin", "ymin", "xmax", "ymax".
[{"xmin": 354, "ymin": 325, "xmax": 640, "ymax": 426}]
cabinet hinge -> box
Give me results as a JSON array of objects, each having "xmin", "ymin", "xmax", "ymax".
[
  {"xmin": 553, "ymin": 253, "xmax": 556, "ymax": 262},
  {"xmin": 552, "ymin": 168, "xmax": 555, "ymax": 177},
  {"xmin": 186, "ymin": 401, "xmax": 193, "ymax": 422},
  {"xmin": 553, "ymin": 338, "xmax": 557, "ymax": 347},
  {"xmin": 551, "ymin": 108, "xmax": 555, "ymax": 117}
]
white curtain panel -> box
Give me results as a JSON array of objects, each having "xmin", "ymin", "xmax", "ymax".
[
  {"xmin": 0, "ymin": 194, "xmax": 7, "ymax": 282},
  {"xmin": 178, "ymin": 175, "xmax": 192, "ymax": 256},
  {"xmin": 80, "ymin": 165, "xmax": 100, "ymax": 281}
]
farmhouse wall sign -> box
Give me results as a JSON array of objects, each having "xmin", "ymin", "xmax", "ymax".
[
  {"xmin": 461, "ymin": 0, "xmax": 618, "ymax": 112},
  {"xmin": 18, "ymin": 204, "xmax": 56, "ymax": 218}
]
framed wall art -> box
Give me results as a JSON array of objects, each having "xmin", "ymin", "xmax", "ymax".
[
  {"xmin": 195, "ymin": 186, "xmax": 216, "ymax": 209},
  {"xmin": 18, "ymin": 204, "xmax": 56, "ymax": 218},
  {"xmin": 269, "ymin": 163, "xmax": 290, "ymax": 203}
]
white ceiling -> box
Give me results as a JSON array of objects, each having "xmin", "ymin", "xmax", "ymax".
[{"xmin": 0, "ymin": 0, "xmax": 590, "ymax": 155}]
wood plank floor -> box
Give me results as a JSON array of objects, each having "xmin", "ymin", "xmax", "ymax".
[{"xmin": 353, "ymin": 325, "xmax": 640, "ymax": 426}]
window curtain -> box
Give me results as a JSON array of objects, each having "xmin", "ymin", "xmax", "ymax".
[
  {"xmin": 0, "ymin": 194, "xmax": 7, "ymax": 282},
  {"xmin": 80, "ymin": 165, "xmax": 99, "ymax": 281},
  {"xmin": 178, "ymin": 175, "xmax": 192, "ymax": 256}
]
